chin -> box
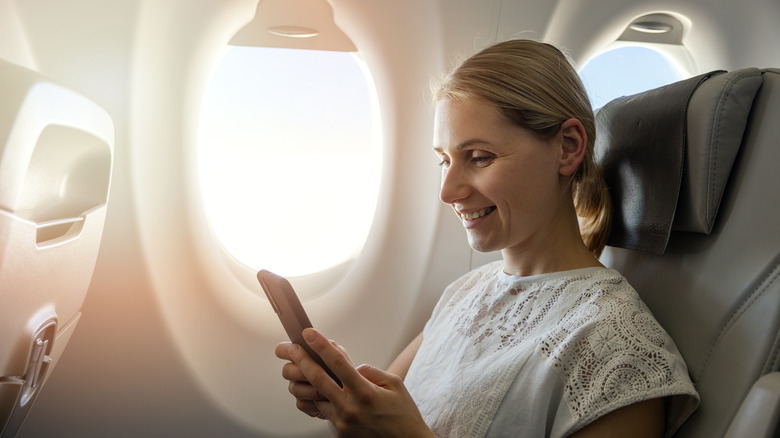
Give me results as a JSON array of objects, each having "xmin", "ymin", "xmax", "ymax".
[{"xmin": 467, "ymin": 236, "xmax": 501, "ymax": 253}]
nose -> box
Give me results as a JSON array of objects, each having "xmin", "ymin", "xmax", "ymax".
[{"xmin": 439, "ymin": 164, "xmax": 470, "ymax": 205}]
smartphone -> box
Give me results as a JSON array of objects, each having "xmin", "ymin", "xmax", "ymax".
[{"xmin": 257, "ymin": 269, "xmax": 342, "ymax": 387}]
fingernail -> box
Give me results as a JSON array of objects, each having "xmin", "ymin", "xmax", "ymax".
[{"xmin": 303, "ymin": 328, "xmax": 316, "ymax": 343}]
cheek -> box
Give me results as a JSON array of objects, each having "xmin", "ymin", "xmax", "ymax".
[{"xmin": 496, "ymin": 169, "xmax": 558, "ymax": 215}]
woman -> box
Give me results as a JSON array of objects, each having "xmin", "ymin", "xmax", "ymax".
[{"xmin": 276, "ymin": 39, "xmax": 699, "ymax": 437}]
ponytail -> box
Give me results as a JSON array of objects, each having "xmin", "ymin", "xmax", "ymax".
[{"xmin": 573, "ymin": 155, "xmax": 611, "ymax": 257}]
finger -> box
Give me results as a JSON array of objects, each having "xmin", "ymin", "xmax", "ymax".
[
  {"xmin": 296, "ymin": 398, "xmax": 329, "ymax": 419},
  {"xmin": 288, "ymin": 380, "xmax": 328, "ymax": 401},
  {"xmin": 313, "ymin": 399, "xmax": 337, "ymax": 421},
  {"xmin": 281, "ymin": 362, "xmax": 308, "ymax": 382},
  {"xmin": 302, "ymin": 328, "xmax": 363, "ymax": 392},
  {"xmin": 275, "ymin": 342, "xmax": 294, "ymax": 360},
  {"xmin": 355, "ymin": 363, "xmax": 403, "ymax": 389},
  {"xmin": 287, "ymin": 341, "xmax": 344, "ymax": 398},
  {"xmin": 331, "ymin": 340, "xmax": 352, "ymax": 363}
]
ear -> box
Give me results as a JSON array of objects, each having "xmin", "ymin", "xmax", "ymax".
[{"xmin": 558, "ymin": 118, "xmax": 587, "ymax": 176}]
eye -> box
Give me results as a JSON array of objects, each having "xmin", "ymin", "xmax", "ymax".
[
  {"xmin": 471, "ymin": 151, "xmax": 495, "ymax": 166},
  {"xmin": 435, "ymin": 151, "xmax": 450, "ymax": 168}
]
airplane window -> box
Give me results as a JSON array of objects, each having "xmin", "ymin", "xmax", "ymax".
[
  {"xmin": 579, "ymin": 45, "xmax": 687, "ymax": 109},
  {"xmin": 198, "ymin": 46, "xmax": 382, "ymax": 277}
]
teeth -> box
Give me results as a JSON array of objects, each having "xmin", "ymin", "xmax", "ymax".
[{"xmin": 461, "ymin": 207, "xmax": 494, "ymax": 221}]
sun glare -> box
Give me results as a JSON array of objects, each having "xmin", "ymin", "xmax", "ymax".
[{"xmin": 198, "ymin": 46, "xmax": 382, "ymax": 277}]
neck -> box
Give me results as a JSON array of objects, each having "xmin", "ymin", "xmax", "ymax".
[
  {"xmin": 501, "ymin": 242, "xmax": 601, "ymax": 277},
  {"xmin": 500, "ymin": 199, "xmax": 603, "ymax": 277}
]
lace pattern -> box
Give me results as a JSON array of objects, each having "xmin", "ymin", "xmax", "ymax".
[
  {"xmin": 538, "ymin": 275, "xmax": 689, "ymax": 428},
  {"xmin": 404, "ymin": 261, "xmax": 698, "ymax": 438}
]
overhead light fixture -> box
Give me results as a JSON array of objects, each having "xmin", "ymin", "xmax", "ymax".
[
  {"xmin": 619, "ymin": 13, "xmax": 685, "ymax": 45},
  {"xmin": 629, "ymin": 21, "xmax": 674, "ymax": 34},
  {"xmin": 229, "ymin": 0, "xmax": 356, "ymax": 52},
  {"xmin": 267, "ymin": 26, "xmax": 320, "ymax": 39}
]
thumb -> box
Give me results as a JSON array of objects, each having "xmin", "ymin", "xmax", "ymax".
[{"xmin": 356, "ymin": 364, "xmax": 400, "ymax": 388}]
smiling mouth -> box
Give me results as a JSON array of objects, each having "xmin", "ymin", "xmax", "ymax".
[{"xmin": 458, "ymin": 206, "xmax": 497, "ymax": 221}]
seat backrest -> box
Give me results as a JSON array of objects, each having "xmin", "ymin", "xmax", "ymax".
[
  {"xmin": 0, "ymin": 59, "xmax": 114, "ymax": 437},
  {"xmin": 595, "ymin": 68, "xmax": 780, "ymax": 438}
]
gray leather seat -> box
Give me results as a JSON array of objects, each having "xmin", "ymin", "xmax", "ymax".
[{"xmin": 595, "ymin": 68, "xmax": 780, "ymax": 437}]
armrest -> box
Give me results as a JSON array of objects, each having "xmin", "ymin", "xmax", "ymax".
[{"xmin": 724, "ymin": 372, "xmax": 780, "ymax": 438}]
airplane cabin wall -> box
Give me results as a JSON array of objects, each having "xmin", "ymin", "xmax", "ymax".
[
  {"xmin": 0, "ymin": 1, "xmax": 34, "ymax": 70},
  {"xmin": 8, "ymin": 0, "xmax": 476, "ymax": 436},
  {"xmin": 1, "ymin": 0, "xmax": 778, "ymax": 437}
]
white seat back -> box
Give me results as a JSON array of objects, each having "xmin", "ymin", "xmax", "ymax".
[{"xmin": 0, "ymin": 59, "xmax": 114, "ymax": 437}]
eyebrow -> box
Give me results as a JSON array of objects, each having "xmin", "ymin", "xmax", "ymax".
[{"xmin": 432, "ymin": 139, "xmax": 488, "ymax": 154}]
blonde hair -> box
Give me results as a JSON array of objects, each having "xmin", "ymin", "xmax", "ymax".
[{"xmin": 434, "ymin": 39, "xmax": 611, "ymax": 256}]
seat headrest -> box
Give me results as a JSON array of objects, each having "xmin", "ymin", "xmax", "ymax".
[{"xmin": 594, "ymin": 68, "xmax": 763, "ymax": 254}]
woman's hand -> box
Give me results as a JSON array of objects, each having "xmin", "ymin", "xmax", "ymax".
[
  {"xmin": 276, "ymin": 335, "xmax": 346, "ymax": 419},
  {"xmin": 275, "ymin": 328, "xmax": 435, "ymax": 438}
]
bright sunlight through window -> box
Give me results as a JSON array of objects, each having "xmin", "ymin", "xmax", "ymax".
[
  {"xmin": 579, "ymin": 46, "xmax": 687, "ymax": 109},
  {"xmin": 198, "ymin": 46, "xmax": 382, "ymax": 277}
]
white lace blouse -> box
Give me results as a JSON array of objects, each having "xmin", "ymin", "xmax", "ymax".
[{"xmin": 404, "ymin": 261, "xmax": 699, "ymax": 438}]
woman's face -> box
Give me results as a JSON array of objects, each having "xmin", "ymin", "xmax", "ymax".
[{"xmin": 433, "ymin": 97, "xmax": 567, "ymax": 255}]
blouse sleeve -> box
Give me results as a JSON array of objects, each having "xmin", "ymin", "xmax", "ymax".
[{"xmin": 540, "ymin": 278, "xmax": 700, "ymax": 437}]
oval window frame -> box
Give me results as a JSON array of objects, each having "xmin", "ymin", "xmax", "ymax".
[{"xmin": 196, "ymin": 45, "xmax": 384, "ymax": 298}]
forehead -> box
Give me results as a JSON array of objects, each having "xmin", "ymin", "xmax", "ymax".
[{"xmin": 433, "ymin": 97, "xmax": 512, "ymax": 151}]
